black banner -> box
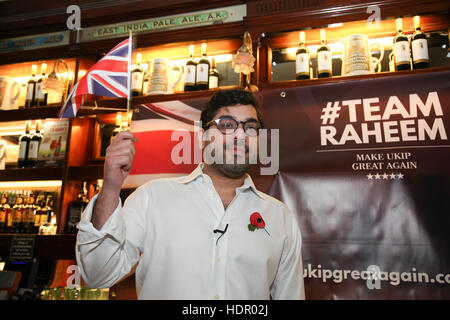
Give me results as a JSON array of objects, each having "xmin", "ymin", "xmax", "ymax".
[{"xmin": 254, "ymin": 70, "xmax": 450, "ymax": 299}]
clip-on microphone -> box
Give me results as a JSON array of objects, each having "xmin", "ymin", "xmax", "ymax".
[{"xmin": 213, "ymin": 224, "xmax": 229, "ymax": 245}]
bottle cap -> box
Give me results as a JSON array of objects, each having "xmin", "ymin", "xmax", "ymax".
[
  {"xmin": 136, "ymin": 53, "xmax": 142, "ymax": 64},
  {"xmin": 201, "ymin": 43, "xmax": 207, "ymax": 55},
  {"xmin": 396, "ymin": 18, "xmax": 403, "ymax": 32},
  {"xmin": 320, "ymin": 29, "xmax": 326, "ymax": 43},
  {"xmin": 299, "ymin": 31, "xmax": 305, "ymax": 45},
  {"xmin": 413, "ymin": 16, "xmax": 420, "ymax": 30}
]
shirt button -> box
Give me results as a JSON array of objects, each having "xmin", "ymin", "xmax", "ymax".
[
  {"xmin": 214, "ymin": 294, "xmax": 220, "ymax": 300},
  {"xmin": 217, "ymin": 258, "xmax": 221, "ymax": 263},
  {"xmin": 212, "ymin": 193, "xmax": 216, "ymax": 198}
]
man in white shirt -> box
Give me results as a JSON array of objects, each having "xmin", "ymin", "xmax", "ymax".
[{"xmin": 76, "ymin": 89, "xmax": 305, "ymax": 300}]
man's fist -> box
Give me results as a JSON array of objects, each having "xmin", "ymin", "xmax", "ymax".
[{"xmin": 102, "ymin": 131, "xmax": 137, "ymax": 194}]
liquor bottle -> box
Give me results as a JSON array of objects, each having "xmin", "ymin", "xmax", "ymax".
[
  {"xmin": 28, "ymin": 120, "xmax": 43, "ymax": 168},
  {"xmin": 317, "ymin": 29, "xmax": 332, "ymax": 78},
  {"xmin": 18, "ymin": 121, "xmax": 32, "ymax": 168},
  {"xmin": 0, "ymin": 194, "xmax": 10, "ymax": 233},
  {"xmin": 296, "ymin": 31, "xmax": 311, "ymax": 80},
  {"xmin": 25, "ymin": 65, "xmax": 37, "ymax": 108},
  {"xmin": 44, "ymin": 195, "xmax": 54, "ymax": 225},
  {"xmin": 411, "ymin": 16, "xmax": 429, "ymax": 69},
  {"xmin": 22, "ymin": 192, "xmax": 36, "ymax": 233},
  {"xmin": 131, "ymin": 53, "xmax": 144, "ymax": 96},
  {"xmin": 184, "ymin": 44, "xmax": 197, "ymax": 92},
  {"xmin": 142, "ymin": 62, "xmax": 150, "ymax": 95},
  {"xmin": 393, "ymin": 18, "xmax": 411, "ymax": 71},
  {"xmin": 38, "ymin": 195, "xmax": 55, "ymax": 235},
  {"xmin": 46, "ymin": 196, "xmax": 55, "ymax": 231},
  {"xmin": 35, "ymin": 63, "xmax": 48, "ymax": 107},
  {"xmin": 209, "ymin": 58, "xmax": 219, "ymax": 89},
  {"xmin": 196, "ymin": 43, "xmax": 210, "ymax": 90},
  {"xmin": 34, "ymin": 194, "xmax": 44, "ymax": 232},
  {"xmin": 66, "ymin": 181, "xmax": 89, "ymax": 233},
  {"xmin": 12, "ymin": 193, "xmax": 25, "ymax": 233},
  {"xmin": 6, "ymin": 191, "xmax": 16, "ymax": 231}
]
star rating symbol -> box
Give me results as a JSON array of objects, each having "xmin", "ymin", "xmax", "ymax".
[{"xmin": 366, "ymin": 172, "xmax": 405, "ymax": 180}]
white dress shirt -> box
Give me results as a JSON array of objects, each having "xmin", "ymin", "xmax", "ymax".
[{"xmin": 76, "ymin": 163, "xmax": 305, "ymax": 300}]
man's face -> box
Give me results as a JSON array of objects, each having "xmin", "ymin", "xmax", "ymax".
[{"xmin": 203, "ymin": 104, "xmax": 259, "ymax": 178}]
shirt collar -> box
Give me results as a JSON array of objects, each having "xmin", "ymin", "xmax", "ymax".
[
  {"xmin": 177, "ymin": 162, "xmax": 205, "ymax": 184},
  {"xmin": 178, "ymin": 163, "xmax": 265, "ymax": 200}
]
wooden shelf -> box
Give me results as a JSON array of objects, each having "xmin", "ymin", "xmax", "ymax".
[
  {"xmin": 68, "ymin": 164, "xmax": 104, "ymax": 181},
  {"xmin": 0, "ymin": 106, "xmax": 61, "ymax": 122},
  {"xmin": 0, "ymin": 234, "xmax": 76, "ymax": 260},
  {"xmin": 0, "ymin": 167, "xmax": 64, "ymax": 181}
]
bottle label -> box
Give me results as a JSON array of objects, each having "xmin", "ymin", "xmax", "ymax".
[
  {"xmin": 209, "ymin": 75, "xmax": 219, "ymax": 89},
  {"xmin": 28, "ymin": 141, "xmax": 39, "ymax": 159},
  {"xmin": 317, "ymin": 51, "xmax": 332, "ymax": 73},
  {"xmin": 196, "ymin": 63, "xmax": 209, "ymax": 84},
  {"xmin": 412, "ymin": 38, "xmax": 429, "ymax": 62},
  {"xmin": 40, "ymin": 213, "xmax": 48, "ymax": 225},
  {"xmin": 12, "ymin": 209, "xmax": 22, "ymax": 223},
  {"xmin": 7, "ymin": 210, "xmax": 13, "ymax": 226},
  {"xmin": 394, "ymin": 41, "xmax": 411, "ymax": 65},
  {"xmin": 296, "ymin": 53, "xmax": 310, "ymax": 75},
  {"xmin": 35, "ymin": 82, "xmax": 44, "ymax": 100},
  {"xmin": 26, "ymin": 83, "xmax": 34, "ymax": 100},
  {"xmin": 131, "ymin": 72, "xmax": 144, "ymax": 90},
  {"xmin": 34, "ymin": 213, "xmax": 41, "ymax": 226},
  {"xmin": 23, "ymin": 209, "xmax": 34, "ymax": 223},
  {"xmin": 0, "ymin": 209, "xmax": 6, "ymax": 223},
  {"xmin": 19, "ymin": 141, "xmax": 28, "ymax": 160},
  {"xmin": 185, "ymin": 65, "xmax": 196, "ymax": 85}
]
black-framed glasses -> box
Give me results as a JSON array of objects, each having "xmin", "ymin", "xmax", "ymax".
[{"xmin": 205, "ymin": 116, "xmax": 263, "ymax": 136}]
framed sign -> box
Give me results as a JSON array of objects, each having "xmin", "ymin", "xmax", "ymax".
[{"xmin": 9, "ymin": 235, "xmax": 35, "ymax": 262}]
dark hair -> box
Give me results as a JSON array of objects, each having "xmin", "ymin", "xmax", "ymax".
[{"xmin": 200, "ymin": 89, "xmax": 263, "ymax": 129}]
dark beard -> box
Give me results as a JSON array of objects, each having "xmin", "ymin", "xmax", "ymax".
[
  {"xmin": 213, "ymin": 162, "xmax": 251, "ymax": 178},
  {"xmin": 203, "ymin": 135, "xmax": 252, "ymax": 178},
  {"xmin": 217, "ymin": 139, "xmax": 251, "ymax": 178}
]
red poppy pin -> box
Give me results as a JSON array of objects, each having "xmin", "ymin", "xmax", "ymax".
[{"xmin": 248, "ymin": 212, "xmax": 270, "ymax": 236}]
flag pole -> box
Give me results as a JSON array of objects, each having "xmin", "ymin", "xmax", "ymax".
[{"xmin": 126, "ymin": 30, "xmax": 133, "ymax": 131}]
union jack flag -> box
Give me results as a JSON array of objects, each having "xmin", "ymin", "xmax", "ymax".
[{"xmin": 59, "ymin": 37, "xmax": 131, "ymax": 118}]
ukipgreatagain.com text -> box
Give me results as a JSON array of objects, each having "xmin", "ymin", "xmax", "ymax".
[{"xmin": 304, "ymin": 264, "xmax": 450, "ymax": 289}]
